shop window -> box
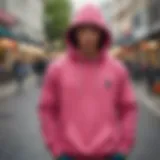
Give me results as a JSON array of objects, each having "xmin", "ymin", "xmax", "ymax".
[{"xmin": 133, "ymin": 14, "xmax": 141, "ymax": 28}]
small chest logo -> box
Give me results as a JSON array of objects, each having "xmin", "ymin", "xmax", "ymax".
[{"xmin": 104, "ymin": 79, "xmax": 112, "ymax": 89}]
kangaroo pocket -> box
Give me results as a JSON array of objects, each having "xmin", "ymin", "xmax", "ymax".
[{"xmin": 61, "ymin": 123, "xmax": 120, "ymax": 155}]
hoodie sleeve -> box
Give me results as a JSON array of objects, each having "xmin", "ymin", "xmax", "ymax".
[
  {"xmin": 117, "ymin": 67, "xmax": 137, "ymax": 155},
  {"xmin": 38, "ymin": 63, "xmax": 61, "ymax": 157}
]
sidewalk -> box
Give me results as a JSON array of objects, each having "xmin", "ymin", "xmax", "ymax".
[
  {"xmin": 0, "ymin": 81, "xmax": 15, "ymax": 99},
  {"xmin": 0, "ymin": 75, "xmax": 35, "ymax": 100},
  {"xmin": 134, "ymin": 81, "xmax": 160, "ymax": 116}
]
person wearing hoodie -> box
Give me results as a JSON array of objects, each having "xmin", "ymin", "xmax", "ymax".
[{"xmin": 39, "ymin": 4, "xmax": 137, "ymax": 160}]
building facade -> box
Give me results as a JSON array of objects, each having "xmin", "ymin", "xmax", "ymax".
[
  {"xmin": 100, "ymin": 0, "xmax": 136, "ymax": 43},
  {"xmin": 131, "ymin": 0, "xmax": 150, "ymax": 41},
  {"xmin": 1, "ymin": 0, "xmax": 45, "ymax": 44},
  {"xmin": 147, "ymin": 0, "xmax": 160, "ymax": 39},
  {"xmin": 100, "ymin": 0, "xmax": 117, "ymax": 40},
  {"xmin": 104, "ymin": 0, "xmax": 151, "ymax": 45},
  {"xmin": 100, "ymin": 0, "xmax": 160, "ymax": 45}
]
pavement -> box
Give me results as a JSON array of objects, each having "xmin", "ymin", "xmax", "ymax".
[
  {"xmin": 0, "ymin": 75, "xmax": 35, "ymax": 100},
  {"xmin": 0, "ymin": 79, "xmax": 52, "ymax": 160},
  {"xmin": 0, "ymin": 78, "xmax": 160, "ymax": 160},
  {"xmin": 134, "ymin": 81, "xmax": 160, "ymax": 116}
]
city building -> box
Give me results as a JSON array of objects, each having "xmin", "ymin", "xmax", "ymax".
[
  {"xmin": 100, "ymin": 0, "xmax": 113, "ymax": 25},
  {"xmin": 112, "ymin": 0, "xmax": 138, "ymax": 44},
  {"xmin": 131, "ymin": 0, "xmax": 150, "ymax": 42},
  {"xmin": 99, "ymin": 0, "xmax": 160, "ymax": 46},
  {"xmin": 0, "ymin": 0, "xmax": 17, "ymax": 39},
  {"xmin": 147, "ymin": 0, "xmax": 160, "ymax": 39},
  {"xmin": 0, "ymin": 0, "xmax": 45, "ymax": 83},
  {"xmin": 100, "ymin": 0, "xmax": 137, "ymax": 44},
  {"xmin": 104, "ymin": 0, "xmax": 151, "ymax": 46},
  {"xmin": 100, "ymin": 0, "xmax": 117, "ymax": 40},
  {"xmin": 0, "ymin": 0, "xmax": 45, "ymax": 45}
]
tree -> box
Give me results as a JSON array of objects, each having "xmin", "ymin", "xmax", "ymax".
[{"xmin": 44, "ymin": 0, "xmax": 71, "ymax": 41}]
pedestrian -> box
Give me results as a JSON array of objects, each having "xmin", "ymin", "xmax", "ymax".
[
  {"xmin": 12, "ymin": 56, "xmax": 26, "ymax": 90},
  {"xmin": 32, "ymin": 56, "xmax": 47, "ymax": 86},
  {"xmin": 145, "ymin": 62, "xmax": 155, "ymax": 93},
  {"xmin": 39, "ymin": 4, "xmax": 137, "ymax": 160}
]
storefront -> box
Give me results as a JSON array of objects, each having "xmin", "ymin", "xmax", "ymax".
[
  {"xmin": 18, "ymin": 43, "xmax": 45, "ymax": 64},
  {"xmin": 0, "ymin": 38, "xmax": 18, "ymax": 67},
  {"xmin": 0, "ymin": 38, "xmax": 18, "ymax": 84},
  {"xmin": 0, "ymin": 9, "xmax": 18, "ymax": 83},
  {"xmin": 139, "ymin": 41, "xmax": 159, "ymax": 66}
]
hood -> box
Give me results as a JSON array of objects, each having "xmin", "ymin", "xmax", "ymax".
[{"xmin": 67, "ymin": 4, "xmax": 112, "ymax": 59}]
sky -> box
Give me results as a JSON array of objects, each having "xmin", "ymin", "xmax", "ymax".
[{"xmin": 71, "ymin": 0, "xmax": 102, "ymax": 10}]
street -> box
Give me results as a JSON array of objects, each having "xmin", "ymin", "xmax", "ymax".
[{"xmin": 0, "ymin": 80, "xmax": 160, "ymax": 160}]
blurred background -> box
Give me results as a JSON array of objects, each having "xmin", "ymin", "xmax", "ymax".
[{"xmin": 0, "ymin": 0, "xmax": 160, "ymax": 160}]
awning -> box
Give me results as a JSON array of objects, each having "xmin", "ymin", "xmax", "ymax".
[
  {"xmin": 0, "ymin": 26, "xmax": 15, "ymax": 39},
  {"xmin": 19, "ymin": 43, "xmax": 44, "ymax": 55},
  {"xmin": 0, "ymin": 38, "xmax": 17, "ymax": 50},
  {"xmin": 0, "ymin": 9, "xmax": 16, "ymax": 26}
]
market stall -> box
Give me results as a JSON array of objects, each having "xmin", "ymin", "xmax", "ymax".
[
  {"xmin": 148, "ymin": 41, "xmax": 160, "ymax": 94},
  {"xmin": 18, "ymin": 43, "xmax": 45, "ymax": 64},
  {"xmin": 0, "ymin": 38, "xmax": 18, "ymax": 69},
  {"xmin": 0, "ymin": 38, "xmax": 18, "ymax": 84},
  {"xmin": 139, "ymin": 40, "xmax": 160, "ymax": 94}
]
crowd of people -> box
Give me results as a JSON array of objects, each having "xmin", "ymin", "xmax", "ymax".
[
  {"xmin": 111, "ymin": 44, "xmax": 160, "ymax": 94},
  {"xmin": 123, "ymin": 57, "xmax": 160, "ymax": 93},
  {"xmin": 11, "ymin": 54, "xmax": 49, "ymax": 90}
]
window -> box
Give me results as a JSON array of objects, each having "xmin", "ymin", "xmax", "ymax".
[
  {"xmin": 148, "ymin": 0, "xmax": 160, "ymax": 25},
  {"xmin": 133, "ymin": 14, "xmax": 141, "ymax": 28},
  {"xmin": 132, "ymin": 12, "xmax": 143, "ymax": 31}
]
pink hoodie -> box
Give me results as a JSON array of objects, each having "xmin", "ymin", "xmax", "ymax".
[{"xmin": 39, "ymin": 4, "xmax": 137, "ymax": 158}]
